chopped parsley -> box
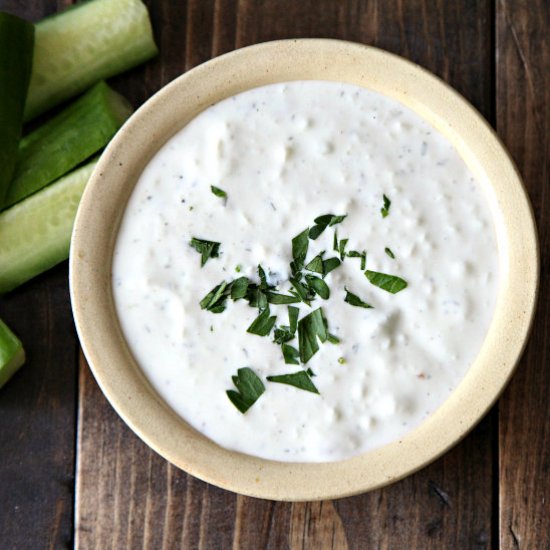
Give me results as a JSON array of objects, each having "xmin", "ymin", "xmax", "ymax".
[
  {"xmin": 344, "ymin": 288, "xmax": 374, "ymax": 309},
  {"xmin": 381, "ymin": 194, "xmax": 391, "ymax": 218},
  {"xmin": 211, "ymin": 185, "xmax": 227, "ymax": 201},
  {"xmin": 226, "ymin": 367, "xmax": 265, "ymax": 413},
  {"xmin": 247, "ymin": 307, "xmax": 277, "ymax": 336},
  {"xmin": 298, "ymin": 308, "xmax": 328, "ymax": 363},
  {"xmin": 305, "ymin": 275, "xmax": 330, "ymax": 300},
  {"xmin": 282, "ymin": 344, "xmax": 300, "ymax": 365},
  {"xmin": 347, "ymin": 250, "xmax": 367, "ymax": 270},
  {"xmin": 365, "ymin": 270, "xmax": 408, "ymax": 293},
  {"xmin": 189, "ymin": 237, "xmax": 221, "ymax": 267},
  {"xmin": 200, "ymin": 281, "xmax": 231, "ymax": 313},
  {"xmin": 385, "ymin": 247, "xmax": 395, "ymax": 259},
  {"xmin": 309, "ymin": 214, "xmax": 347, "ymax": 240},
  {"xmin": 267, "ymin": 370, "xmax": 319, "ymax": 394}
]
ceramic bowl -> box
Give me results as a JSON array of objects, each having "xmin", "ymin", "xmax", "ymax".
[{"xmin": 70, "ymin": 39, "xmax": 538, "ymax": 501}]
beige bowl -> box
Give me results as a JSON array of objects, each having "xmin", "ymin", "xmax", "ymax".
[{"xmin": 70, "ymin": 39, "xmax": 538, "ymax": 501}]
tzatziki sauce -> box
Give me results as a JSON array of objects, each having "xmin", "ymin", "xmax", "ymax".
[{"xmin": 112, "ymin": 81, "xmax": 499, "ymax": 462}]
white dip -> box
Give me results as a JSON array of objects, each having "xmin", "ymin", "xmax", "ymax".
[{"xmin": 112, "ymin": 81, "xmax": 498, "ymax": 462}]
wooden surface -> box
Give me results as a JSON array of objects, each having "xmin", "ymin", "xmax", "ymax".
[{"xmin": 0, "ymin": 1, "xmax": 547, "ymax": 549}]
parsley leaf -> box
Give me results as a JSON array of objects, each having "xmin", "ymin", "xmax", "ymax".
[
  {"xmin": 385, "ymin": 247, "xmax": 395, "ymax": 259},
  {"xmin": 267, "ymin": 370, "xmax": 319, "ymax": 394},
  {"xmin": 365, "ymin": 270, "xmax": 408, "ymax": 293},
  {"xmin": 305, "ymin": 253, "xmax": 324, "ymax": 274},
  {"xmin": 247, "ymin": 307, "xmax": 277, "ymax": 336},
  {"xmin": 282, "ymin": 344, "xmax": 300, "ymax": 365},
  {"xmin": 381, "ymin": 194, "xmax": 391, "ymax": 218},
  {"xmin": 347, "ymin": 250, "xmax": 367, "ymax": 270},
  {"xmin": 344, "ymin": 288, "xmax": 374, "ymax": 309},
  {"xmin": 298, "ymin": 308, "xmax": 328, "ymax": 363},
  {"xmin": 337, "ymin": 238, "xmax": 348, "ymax": 261},
  {"xmin": 230, "ymin": 277, "xmax": 249, "ymax": 300},
  {"xmin": 200, "ymin": 281, "xmax": 230, "ymax": 313},
  {"xmin": 305, "ymin": 275, "xmax": 330, "ymax": 300},
  {"xmin": 322, "ymin": 257, "xmax": 341, "ymax": 277},
  {"xmin": 226, "ymin": 367, "xmax": 265, "ymax": 413},
  {"xmin": 309, "ymin": 214, "xmax": 347, "ymax": 240},
  {"xmin": 189, "ymin": 237, "xmax": 221, "ymax": 267},
  {"xmin": 291, "ymin": 228, "xmax": 309, "ymax": 273},
  {"xmin": 211, "ymin": 185, "xmax": 227, "ymax": 201},
  {"xmin": 267, "ymin": 292, "xmax": 301, "ymax": 304}
]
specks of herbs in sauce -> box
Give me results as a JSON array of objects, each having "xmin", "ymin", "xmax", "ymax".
[
  {"xmin": 211, "ymin": 185, "xmax": 228, "ymax": 203},
  {"xmin": 385, "ymin": 247, "xmax": 396, "ymax": 259},
  {"xmin": 381, "ymin": 194, "xmax": 391, "ymax": 218}
]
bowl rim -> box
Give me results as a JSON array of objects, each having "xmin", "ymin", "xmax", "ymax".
[{"xmin": 70, "ymin": 38, "xmax": 539, "ymax": 501}]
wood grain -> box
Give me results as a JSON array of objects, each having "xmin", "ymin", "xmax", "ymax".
[
  {"xmin": 497, "ymin": 1, "xmax": 550, "ymax": 548},
  {"xmin": 74, "ymin": 1, "xmax": 497, "ymax": 549},
  {"xmin": 0, "ymin": 263, "xmax": 78, "ymax": 550}
]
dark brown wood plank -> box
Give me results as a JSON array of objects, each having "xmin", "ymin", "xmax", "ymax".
[
  {"xmin": 496, "ymin": 1, "xmax": 550, "ymax": 548},
  {"xmin": 75, "ymin": 1, "xmax": 496, "ymax": 548},
  {"xmin": 0, "ymin": 3, "xmax": 81, "ymax": 548}
]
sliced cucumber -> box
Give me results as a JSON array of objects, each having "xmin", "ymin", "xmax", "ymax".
[
  {"xmin": 0, "ymin": 318, "xmax": 25, "ymax": 390},
  {"xmin": 4, "ymin": 82, "xmax": 131, "ymax": 209},
  {"xmin": 0, "ymin": 160, "xmax": 96, "ymax": 293},
  {"xmin": 25, "ymin": 0, "xmax": 157, "ymax": 121},
  {"xmin": 0, "ymin": 13, "xmax": 34, "ymax": 203}
]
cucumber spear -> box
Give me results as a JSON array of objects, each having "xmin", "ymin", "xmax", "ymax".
[
  {"xmin": 0, "ymin": 161, "xmax": 96, "ymax": 294},
  {"xmin": 4, "ymin": 81, "xmax": 132, "ymax": 209},
  {"xmin": 25, "ymin": 0, "xmax": 157, "ymax": 122}
]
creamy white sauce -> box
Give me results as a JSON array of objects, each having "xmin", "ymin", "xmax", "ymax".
[{"xmin": 112, "ymin": 81, "xmax": 498, "ymax": 462}]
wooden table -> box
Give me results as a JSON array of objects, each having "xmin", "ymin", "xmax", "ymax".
[{"xmin": 1, "ymin": 1, "xmax": 548, "ymax": 548}]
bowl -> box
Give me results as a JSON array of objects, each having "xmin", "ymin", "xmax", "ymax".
[{"xmin": 70, "ymin": 39, "xmax": 538, "ymax": 501}]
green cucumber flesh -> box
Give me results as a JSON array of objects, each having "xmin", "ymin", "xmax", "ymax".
[
  {"xmin": 0, "ymin": 160, "xmax": 96, "ymax": 294},
  {"xmin": 0, "ymin": 12, "xmax": 34, "ymax": 203},
  {"xmin": 25, "ymin": 0, "xmax": 157, "ymax": 121},
  {"xmin": 4, "ymin": 81, "xmax": 132, "ymax": 209},
  {"xmin": 0, "ymin": 318, "xmax": 25, "ymax": 390}
]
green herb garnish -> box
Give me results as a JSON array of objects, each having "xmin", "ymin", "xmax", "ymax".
[
  {"xmin": 365, "ymin": 270, "xmax": 407, "ymax": 293},
  {"xmin": 385, "ymin": 247, "xmax": 395, "ymax": 259},
  {"xmin": 305, "ymin": 275, "xmax": 330, "ymax": 300},
  {"xmin": 267, "ymin": 370, "xmax": 319, "ymax": 394},
  {"xmin": 266, "ymin": 292, "xmax": 301, "ymax": 305},
  {"xmin": 281, "ymin": 344, "xmax": 300, "ymax": 365},
  {"xmin": 297, "ymin": 308, "xmax": 328, "ymax": 363},
  {"xmin": 309, "ymin": 214, "xmax": 347, "ymax": 240},
  {"xmin": 381, "ymin": 194, "xmax": 391, "ymax": 218},
  {"xmin": 189, "ymin": 237, "xmax": 221, "ymax": 267},
  {"xmin": 338, "ymin": 238, "xmax": 348, "ymax": 261},
  {"xmin": 200, "ymin": 281, "xmax": 230, "ymax": 313},
  {"xmin": 305, "ymin": 253, "xmax": 324, "ymax": 274},
  {"xmin": 230, "ymin": 276, "xmax": 249, "ymax": 300},
  {"xmin": 344, "ymin": 288, "xmax": 374, "ymax": 309},
  {"xmin": 291, "ymin": 228, "xmax": 309, "ymax": 273},
  {"xmin": 247, "ymin": 307, "xmax": 277, "ymax": 336},
  {"xmin": 226, "ymin": 367, "xmax": 265, "ymax": 413},
  {"xmin": 347, "ymin": 250, "xmax": 367, "ymax": 270},
  {"xmin": 211, "ymin": 185, "xmax": 227, "ymax": 201},
  {"xmin": 322, "ymin": 257, "xmax": 341, "ymax": 277}
]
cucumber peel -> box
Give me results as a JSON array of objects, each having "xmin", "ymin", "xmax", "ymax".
[
  {"xmin": 0, "ymin": 160, "xmax": 96, "ymax": 293},
  {"xmin": 0, "ymin": 318, "xmax": 25, "ymax": 390},
  {"xmin": 0, "ymin": 12, "xmax": 34, "ymax": 203},
  {"xmin": 25, "ymin": 0, "xmax": 157, "ymax": 121},
  {"xmin": 4, "ymin": 81, "xmax": 132, "ymax": 209}
]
